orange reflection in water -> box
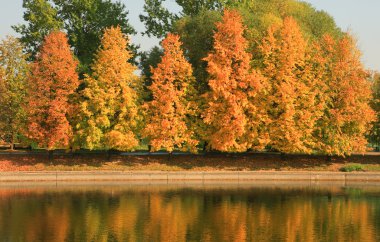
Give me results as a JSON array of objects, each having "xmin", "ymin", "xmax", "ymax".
[{"xmin": 0, "ymin": 185, "xmax": 379, "ymax": 242}]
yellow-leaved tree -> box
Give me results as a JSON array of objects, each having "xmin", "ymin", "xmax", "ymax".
[
  {"xmin": 314, "ymin": 35, "xmax": 376, "ymax": 155},
  {"xmin": 203, "ymin": 9, "xmax": 266, "ymax": 152},
  {"xmin": 76, "ymin": 26, "xmax": 139, "ymax": 151},
  {"xmin": 0, "ymin": 36, "xmax": 29, "ymax": 150},
  {"xmin": 143, "ymin": 33, "xmax": 198, "ymax": 152},
  {"xmin": 260, "ymin": 17, "xmax": 321, "ymax": 154}
]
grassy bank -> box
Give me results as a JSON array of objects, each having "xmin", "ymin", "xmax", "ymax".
[{"xmin": 0, "ymin": 152, "xmax": 379, "ymax": 172}]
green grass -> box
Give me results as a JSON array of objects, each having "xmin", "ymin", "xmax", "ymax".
[{"xmin": 339, "ymin": 164, "xmax": 365, "ymax": 172}]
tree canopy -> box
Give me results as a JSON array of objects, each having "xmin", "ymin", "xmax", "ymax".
[
  {"xmin": 14, "ymin": 0, "xmax": 135, "ymax": 73},
  {"xmin": 27, "ymin": 31, "xmax": 79, "ymax": 150},
  {"xmin": 76, "ymin": 26, "xmax": 140, "ymax": 151},
  {"xmin": 140, "ymin": 0, "xmax": 342, "ymax": 39},
  {"xmin": 369, "ymin": 73, "xmax": 380, "ymax": 148},
  {"xmin": 0, "ymin": 1, "xmax": 376, "ymax": 156},
  {"xmin": 314, "ymin": 35, "xmax": 376, "ymax": 155},
  {"xmin": 143, "ymin": 34, "xmax": 198, "ymax": 152},
  {"xmin": 0, "ymin": 37, "xmax": 29, "ymax": 148},
  {"xmin": 12, "ymin": 0, "xmax": 63, "ymax": 59},
  {"xmin": 140, "ymin": 0, "xmax": 226, "ymax": 38},
  {"xmin": 203, "ymin": 10, "xmax": 264, "ymax": 152}
]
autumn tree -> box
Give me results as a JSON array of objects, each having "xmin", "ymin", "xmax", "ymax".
[
  {"xmin": 77, "ymin": 26, "xmax": 139, "ymax": 151},
  {"xmin": 314, "ymin": 35, "xmax": 376, "ymax": 155},
  {"xmin": 368, "ymin": 72, "xmax": 380, "ymax": 149},
  {"xmin": 0, "ymin": 37, "xmax": 29, "ymax": 149},
  {"xmin": 140, "ymin": 0, "xmax": 342, "ymax": 107},
  {"xmin": 203, "ymin": 10, "xmax": 265, "ymax": 152},
  {"xmin": 0, "ymin": 67, "xmax": 5, "ymax": 143},
  {"xmin": 143, "ymin": 33, "xmax": 198, "ymax": 152},
  {"xmin": 260, "ymin": 17, "xmax": 322, "ymax": 154},
  {"xmin": 27, "ymin": 31, "xmax": 79, "ymax": 150}
]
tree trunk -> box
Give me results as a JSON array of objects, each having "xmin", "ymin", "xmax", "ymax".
[
  {"xmin": 107, "ymin": 150, "xmax": 112, "ymax": 161},
  {"xmin": 326, "ymin": 155, "xmax": 332, "ymax": 162},
  {"xmin": 48, "ymin": 150, "xmax": 54, "ymax": 161},
  {"xmin": 10, "ymin": 133, "xmax": 15, "ymax": 151},
  {"xmin": 203, "ymin": 142, "xmax": 208, "ymax": 153},
  {"xmin": 168, "ymin": 152, "xmax": 173, "ymax": 162}
]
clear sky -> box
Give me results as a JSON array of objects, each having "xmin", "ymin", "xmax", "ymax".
[{"xmin": 0, "ymin": 0, "xmax": 379, "ymax": 71}]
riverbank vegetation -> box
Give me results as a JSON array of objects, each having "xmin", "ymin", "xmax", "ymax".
[{"xmin": 0, "ymin": 0, "xmax": 379, "ymax": 157}]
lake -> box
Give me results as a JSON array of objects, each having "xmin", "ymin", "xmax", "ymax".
[{"xmin": 0, "ymin": 182, "xmax": 379, "ymax": 241}]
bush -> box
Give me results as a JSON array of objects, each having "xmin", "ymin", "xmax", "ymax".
[{"xmin": 340, "ymin": 164, "xmax": 364, "ymax": 172}]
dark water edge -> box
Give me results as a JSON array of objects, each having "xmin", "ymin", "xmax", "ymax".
[{"xmin": 0, "ymin": 182, "xmax": 379, "ymax": 242}]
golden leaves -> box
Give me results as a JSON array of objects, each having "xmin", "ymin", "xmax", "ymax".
[
  {"xmin": 77, "ymin": 26, "xmax": 139, "ymax": 151},
  {"xmin": 143, "ymin": 33, "xmax": 198, "ymax": 152},
  {"xmin": 203, "ymin": 10, "xmax": 264, "ymax": 152}
]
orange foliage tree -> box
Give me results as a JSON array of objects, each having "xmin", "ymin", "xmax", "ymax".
[
  {"xmin": 260, "ymin": 17, "xmax": 322, "ymax": 154},
  {"xmin": 203, "ymin": 9, "xmax": 266, "ymax": 152},
  {"xmin": 77, "ymin": 26, "xmax": 140, "ymax": 151},
  {"xmin": 314, "ymin": 35, "xmax": 376, "ymax": 155},
  {"xmin": 27, "ymin": 31, "xmax": 79, "ymax": 150},
  {"xmin": 143, "ymin": 33, "xmax": 198, "ymax": 152}
]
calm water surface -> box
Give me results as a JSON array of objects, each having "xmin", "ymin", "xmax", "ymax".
[{"xmin": 0, "ymin": 183, "xmax": 379, "ymax": 242}]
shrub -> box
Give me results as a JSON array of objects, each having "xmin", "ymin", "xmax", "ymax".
[{"xmin": 340, "ymin": 164, "xmax": 364, "ymax": 172}]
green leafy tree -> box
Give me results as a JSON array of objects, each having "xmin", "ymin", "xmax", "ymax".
[
  {"xmin": 173, "ymin": 10, "xmax": 222, "ymax": 95},
  {"xmin": 12, "ymin": 0, "xmax": 63, "ymax": 58},
  {"xmin": 54, "ymin": 0, "xmax": 136, "ymax": 73},
  {"xmin": 140, "ymin": 0, "xmax": 342, "ymax": 40},
  {"xmin": 76, "ymin": 26, "xmax": 139, "ymax": 151},
  {"xmin": 368, "ymin": 72, "xmax": 380, "ymax": 150},
  {"xmin": 14, "ymin": 0, "xmax": 135, "ymax": 73},
  {"xmin": 236, "ymin": 0, "xmax": 343, "ymax": 63},
  {"xmin": 139, "ymin": 46, "xmax": 163, "ymax": 101},
  {"xmin": 0, "ymin": 37, "xmax": 29, "ymax": 149},
  {"xmin": 140, "ymin": 0, "xmax": 227, "ymax": 38}
]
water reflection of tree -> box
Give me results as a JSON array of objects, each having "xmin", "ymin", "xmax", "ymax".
[{"xmin": 0, "ymin": 187, "xmax": 379, "ymax": 241}]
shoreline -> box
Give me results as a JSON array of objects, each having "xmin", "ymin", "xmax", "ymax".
[{"xmin": 1, "ymin": 171, "xmax": 380, "ymax": 183}]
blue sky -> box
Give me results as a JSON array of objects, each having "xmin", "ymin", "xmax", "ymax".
[{"xmin": 1, "ymin": 0, "xmax": 379, "ymax": 71}]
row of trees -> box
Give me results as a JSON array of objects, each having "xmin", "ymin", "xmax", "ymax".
[{"xmin": 0, "ymin": 0, "xmax": 378, "ymax": 155}]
